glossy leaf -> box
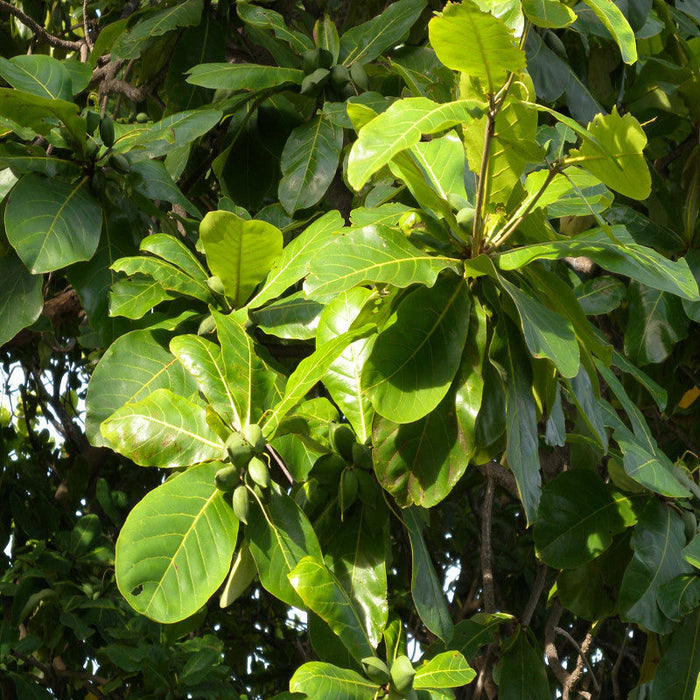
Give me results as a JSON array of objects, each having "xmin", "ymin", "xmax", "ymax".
[
  {"xmin": 200, "ymin": 211, "xmax": 283, "ymax": 308},
  {"xmin": 347, "ymin": 97, "xmax": 483, "ymax": 190},
  {"xmin": 247, "ymin": 489, "xmax": 323, "ymax": 608},
  {"xmin": 85, "ymin": 329, "xmax": 198, "ymax": 448},
  {"xmin": 0, "ymin": 55, "xmax": 72, "ymax": 100},
  {"xmin": 525, "ymin": 166, "xmax": 612, "ymax": 217},
  {"xmin": 186, "ymin": 63, "xmax": 304, "ymax": 90},
  {"xmin": 499, "ymin": 629, "xmax": 550, "ymax": 700},
  {"xmin": 304, "ymin": 225, "xmax": 462, "ymax": 299},
  {"xmin": 412, "ymin": 133, "xmax": 469, "ymax": 202},
  {"xmin": 279, "ymin": 112, "xmax": 343, "ymax": 215},
  {"xmin": 620, "ymin": 499, "xmax": 693, "ymax": 634},
  {"xmin": 128, "ymin": 160, "xmax": 200, "ymax": 216},
  {"xmin": 0, "ymin": 251, "xmax": 43, "ymax": 347},
  {"xmin": 290, "ymin": 662, "xmax": 379, "ymax": 700},
  {"xmin": 429, "ymin": 1, "xmax": 525, "ymax": 94},
  {"xmin": 404, "ymin": 507, "xmax": 453, "ymax": 643},
  {"xmin": 650, "ymin": 609, "xmax": 700, "ymax": 699},
  {"xmin": 534, "ymin": 470, "xmax": 635, "ymax": 568},
  {"xmin": 101, "ymin": 388, "xmax": 223, "ymax": 467},
  {"xmin": 522, "ymin": 0, "xmax": 576, "ymax": 27},
  {"xmin": 363, "ymin": 274, "xmax": 470, "ymax": 424},
  {"xmin": 139, "ymin": 234, "xmax": 209, "ymax": 283},
  {"xmin": 317, "ymin": 288, "xmax": 376, "ymax": 443},
  {"xmin": 289, "ymin": 556, "xmax": 375, "ymax": 662},
  {"xmin": 252, "ymin": 292, "xmax": 323, "ymax": 340},
  {"xmin": 115, "ymin": 461, "xmax": 238, "ymax": 622},
  {"xmin": 237, "ymin": 3, "xmax": 314, "ymax": 54},
  {"xmin": 581, "ymin": 0, "xmax": 637, "ymax": 64},
  {"xmin": 5, "ymin": 174, "xmax": 102, "ymax": 274},
  {"xmin": 414, "ymin": 651, "xmax": 475, "ymax": 689},
  {"xmin": 109, "ymin": 276, "xmax": 174, "ymax": 319}
]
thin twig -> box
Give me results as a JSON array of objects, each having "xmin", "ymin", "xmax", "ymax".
[
  {"xmin": 564, "ymin": 626, "xmax": 597, "ymax": 700},
  {"xmin": 265, "ymin": 444, "xmax": 294, "ymax": 485},
  {"xmin": 480, "ymin": 473, "xmax": 496, "ymax": 613},
  {"xmin": 611, "ymin": 624, "xmax": 632, "ymax": 700},
  {"xmin": 555, "ymin": 626, "xmax": 601, "ymax": 694},
  {"xmin": 522, "ymin": 563, "xmax": 547, "ymax": 628},
  {"xmin": 0, "ymin": 0, "xmax": 82, "ymax": 51},
  {"xmin": 82, "ymin": 0, "xmax": 94, "ymax": 50},
  {"xmin": 545, "ymin": 601, "xmax": 570, "ymax": 687}
]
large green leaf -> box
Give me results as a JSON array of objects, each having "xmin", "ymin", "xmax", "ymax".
[
  {"xmin": 249, "ymin": 210, "xmax": 343, "ymax": 309},
  {"xmin": 495, "ymin": 227, "xmax": 700, "ymax": 300},
  {"xmin": 289, "ymin": 556, "xmax": 375, "ymax": 662},
  {"xmin": 101, "ymin": 389, "xmax": 223, "ymax": 467},
  {"xmin": 657, "ymin": 575, "xmax": 700, "ymax": 622},
  {"xmin": 347, "ymin": 98, "xmax": 483, "ymax": 190},
  {"xmin": 128, "ymin": 161, "xmax": 200, "ymax": 216},
  {"xmin": 363, "ymin": 274, "xmax": 471, "ymax": 424},
  {"xmin": 112, "ymin": 0, "xmax": 203, "ymax": 59},
  {"xmin": 412, "ymin": 133, "xmax": 469, "ymax": 202},
  {"xmin": 624, "ymin": 282, "xmax": 689, "ymax": 366},
  {"xmin": 108, "ymin": 277, "xmax": 174, "ymax": 319},
  {"xmin": 251, "ymin": 292, "xmax": 323, "ymax": 340},
  {"xmin": 499, "ymin": 629, "xmax": 550, "ymax": 700},
  {"xmin": 404, "ymin": 507, "xmax": 453, "ymax": 644},
  {"xmin": 237, "ymin": 2, "xmax": 314, "ymax": 53},
  {"xmin": 0, "ymin": 55, "xmax": 72, "ymax": 100},
  {"xmin": 429, "ymin": 1, "xmax": 525, "ymax": 94},
  {"xmin": 186, "ymin": 63, "xmax": 304, "ymax": 90},
  {"xmin": 0, "ymin": 252, "xmax": 42, "ymax": 347},
  {"xmin": 290, "ymin": 662, "xmax": 379, "ymax": 700},
  {"xmin": 522, "ymin": 0, "xmax": 576, "ymax": 28},
  {"xmin": 317, "ymin": 288, "xmax": 376, "ymax": 443},
  {"xmin": 85, "ymin": 329, "xmax": 198, "ymax": 447},
  {"xmin": 650, "ymin": 609, "xmax": 700, "ymax": 699},
  {"xmin": 305, "ymin": 225, "xmax": 462, "ymax": 299},
  {"xmin": 140, "ymin": 234, "xmax": 209, "ymax": 283},
  {"xmin": 323, "ymin": 505, "xmax": 389, "ymax": 650},
  {"xmin": 581, "ymin": 0, "xmax": 637, "ymax": 64},
  {"xmin": 0, "ymin": 143, "xmax": 79, "ymax": 178},
  {"xmin": 619, "ymin": 499, "xmax": 693, "ymax": 634},
  {"xmin": 339, "ymin": 0, "xmax": 427, "ymax": 65},
  {"xmin": 567, "ymin": 107, "xmax": 649, "ymax": 199},
  {"xmin": 200, "ymin": 211, "xmax": 283, "ymax": 308},
  {"xmin": 279, "ymin": 112, "xmax": 343, "ymax": 215},
  {"xmin": 115, "ymin": 461, "xmax": 238, "ymax": 623},
  {"xmin": 5, "ymin": 174, "xmax": 102, "ymax": 274},
  {"xmin": 533, "ymin": 470, "xmax": 635, "ymax": 568},
  {"xmin": 246, "ymin": 490, "xmax": 323, "ymax": 608},
  {"xmin": 414, "ymin": 651, "xmax": 475, "ymax": 690},
  {"xmin": 575, "ymin": 276, "xmax": 626, "ymax": 315}
]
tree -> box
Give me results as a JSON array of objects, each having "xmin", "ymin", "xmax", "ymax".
[{"xmin": 1, "ymin": 0, "xmax": 700, "ymax": 697}]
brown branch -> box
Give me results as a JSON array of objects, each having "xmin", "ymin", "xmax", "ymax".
[
  {"xmin": 521, "ymin": 563, "xmax": 547, "ymax": 628},
  {"xmin": 544, "ymin": 601, "xmax": 570, "ymax": 688},
  {"xmin": 0, "ymin": 0, "xmax": 82, "ymax": 51},
  {"xmin": 611, "ymin": 625, "xmax": 632, "ymax": 700},
  {"xmin": 476, "ymin": 460, "xmax": 519, "ymax": 501},
  {"xmin": 555, "ymin": 625, "xmax": 599, "ymax": 698},
  {"xmin": 480, "ymin": 473, "xmax": 496, "ymax": 613}
]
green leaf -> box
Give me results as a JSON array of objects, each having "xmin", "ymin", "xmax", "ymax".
[
  {"xmin": 249, "ymin": 210, "xmax": 343, "ymax": 309},
  {"xmin": 411, "ymin": 133, "xmax": 469, "ymax": 202},
  {"xmin": 534, "ymin": 470, "xmax": 635, "ymax": 568},
  {"xmin": 262, "ymin": 324, "xmax": 373, "ymax": 438},
  {"xmin": 567, "ymin": 107, "xmax": 649, "ymax": 199},
  {"xmin": 200, "ymin": 211, "xmax": 283, "ymax": 308},
  {"xmin": 140, "ymin": 234, "xmax": 209, "ymax": 283},
  {"xmin": 317, "ymin": 288, "xmax": 376, "ymax": 443},
  {"xmin": 489, "ymin": 318, "xmax": 541, "ymax": 524},
  {"xmin": 0, "ymin": 55, "xmax": 72, "ymax": 100},
  {"xmin": 499, "ymin": 629, "xmax": 549, "ymax": 700},
  {"xmin": 650, "ymin": 609, "xmax": 700, "ymax": 699},
  {"xmin": 565, "ymin": 365, "xmax": 608, "ymax": 451},
  {"xmin": 212, "ymin": 308, "xmax": 284, "ymax": 429},
  {"xmin": 525, "ymin": 167, "xmax": 612, "ymax": 217},
  {"xmin": 404, "ymin": 507, "xmax": 453, "ymax": 643},
  {"xmin": 429, "ymin": 2, "xmax": 525, "ymax": 94},
  {"xmin": 109, "ymin": 276, "xmax": 174, "ymax": 319},
  {"xmin": 624, "ymin": 282, "xmax": 689, "ymax": 366},
  {"xmin": 657, "ymin": 575, "xmax": 700, "ymax": 622},
  {"xmin": 430, "ymin": 613, "xmax": 510, "ymax": 662},
  {"xmin": 290, "ymin": 662, "xmax": 379, "ymax": 700},
  {"xmin": 0, "ymin": 142, "xmax": 80, "ymax": 178},
  {"xmin": 237, "ymin": 3, "xmax": 314, "ymax": 54},
  {"xmin": 115, "ymin": 461, "xmax": 238, "ymax": 623},
  {"xmin": 414, "ymin": 651, "xmax": 475, "ymax": 689},
  {"xmin": 252, "ymin": 291, "xmax": 324, "ymax": 340},
  {"xmin": 289, "ymin": 556, "xmax": 375, "ymax": 662},
  {"xmin": 279, "ymin": 113, "xmax": 343, "ymax": 215},
  {"xmin": 128, "ymin": 161, "xmax": 200, "ymax": 216},
  {"xmin": 186, "ymin": 63, "xmax": 304, "ymax": 90},
  {"xmin": 576, "ymin": 276, "xmax": 626, "ymax": 315},
  {"xmin": 5, "ymin": 174, "xmax": 102, "ymax": 273},
  {"xmin": 112, "ymin": 0, "xmax": 204, "ymax": 59},
  {"xmin": 619, "ymin": 499, "xmax": 693, "ymax": 634},
  {"xmin": 304, "ymin": 225, "xmax": 462, "ymax": 299},
  {"xmin": 498, "ymin": 274, "xmax": 579, "ymax": 378},
  {"xmin": 347, "ymin": 97, "xmax": 483, "ymax": 190},
  {"xmin": 246, "ymin": 490, "xmax": 323, "ymax": 608},
  {"xmin": 611, "ymin": 350, "xmax": 667, "ymax": 411},
  {"xmin": 323, "ymin": 505, "xmax": 389, "ymax": 650},
  {"xmin": 339, "ymin": 0, "xmax": 427, "ymax": 66},
  {"xmin": 684, "ymin": 534, "xmax": 700, "ymax": 569},
  {"xmin": 101, "ymin": 388, "xmax": 223, "ymax": 467},
  {"xmin": 581, "ymin": 0, "xmax": 637, "ymax": 64},
  {"xmin": 0, "ymin": 251, "xmax": 42, "ymax": 347},
  {"xmin": 315, "ymin": 14, "xmax": 340, "ymax": 63},
  {"xmin": 496, "ymin": 227, "xmax": 700, "ymax": 301},
  {"xmin": 522, "ymin": 0, "xmax": 577, "ymax": 28}
]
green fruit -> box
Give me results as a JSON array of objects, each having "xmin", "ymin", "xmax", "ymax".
[
  {"xmin": 198, "ymin": 314, "xmax": 216, "ymax": 335},
  {"xmin": 85, "ymin": 110, "xmax": 100, "ymax": 136},
  {"xmin": 330, "ymin": 64, "xmax": 351, "ymax": 90},
  {"xmin": 215, "ymin": 464, "xmax": 241, "ymax": 491},
  {"xmin": 232, "ymin": 485, "xmax": 250, "ymax": 524},
  {"xmin": 226, "ymin": 433, "xmax": 254, "ymax": 468},
  {"xmin": 340, "ymin": 469, "xmax": 358, "ymax": 512},
  {"xmin": 301, "ymin": 67, "xmax": 330, "ymax": 96},
  {"xmin": 109, "ymin": 153, "xmax": 130, "ymax": 173},
  {"xmin": 206, "ymin": 275, "xmax": 226, "ymax": 296},
  {"xmin": 248, "ymin": 456, "xmax": 271, "ymax": 489},
  {"xmin": 303, "ymin": 48, "xmax": 321, "ymax": 75},
  {"xmin": 390, "ymin": 655, "xmax": 415, "ymax": 694},
  {"xmin": 355, "ymin": 470, "xmax": 378, "ymax": 508},
  {"xmin": 135, "ymin": 112, "xmax": 149, "ymax": 123},
  {"xmin": 351, "ymin": 443, "xmax": 372, "ymax": 471},
  {"xmin": 243, "ymin": 423, "xmax": 266, "ymax": 452},
  {"xmin": 85, "ymin": 139, "xmax": 99, "ymax": 158},
  {"xmin": 544, "ymin": 30, "xmax": 568, "ymax": 60},
  {"xmin": 330, "ymin": 423, "xmax": 355, "ymax": 461},
  {"xmin": 456, "ymin": 206, "xmax": 475, "ymax": 228},
  {"xmin": 99, "ymin": 114, "xmax": 115, "ymax": 147},
  {"xmin": 350, "ymin": 62, "xmax": 369, "ymax": 91},
  {"xmin": 311, "ymin": 453, "xmax": 347, "ymax": 489},
  {"xmin": 361, "ymin": 657, "xmax": 391, "ymax": 684}
]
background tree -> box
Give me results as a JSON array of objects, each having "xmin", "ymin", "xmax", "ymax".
[{"xmin": 0, "ymin": 0, "xmax": 699, "ymax": 699}]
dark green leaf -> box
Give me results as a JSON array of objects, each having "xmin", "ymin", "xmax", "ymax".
[
  {"xmin": 576, "ymin": 276, "xmax": 626, "ymax": 315},
  {"xmin": 0, "ymin": 55, "xmax": 72, "ymax": 101},
  {"xmin": 499, "ymin": 629, "xmax": 550, "ymax": 700},
  {"xmin": 0, "ymin": 251, "xmax": 42, "ymax": 347},
  {"xmin": 186, "ymin": 63, "xmax": 304, "ymax": 90},
  {"xmin": 657, "ymin": 575, "xmax": 700, "ymax": 622},
  {"xmin": 580, "ymin": 0, "xmax": 637, "ymax": 64}
]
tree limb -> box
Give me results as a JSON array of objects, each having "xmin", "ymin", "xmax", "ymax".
[
  {"xmin": 480, "ymin": 472, "xmax": 496, "ymax": 613},
  {"xmin": 0, "ymin": 0, "xmax": 82, "ymax": 51}
]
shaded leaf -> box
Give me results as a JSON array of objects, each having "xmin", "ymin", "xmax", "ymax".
[
  {"xmin": 499, "ymin": 629, "xmax": 549, "ymax": 700},
  {"xmin": 657, "ymin": 575, "xmax": 700, "ymax": 622},
  {"xmin": 0, "ymin": 251, "xmax": 43, "ymax": 347},
  {"xmin": 186, "ymin": 63, "xmax": 304, "ymax": 90},
  {"xmin": 576, "ymin": 276, "xmax": 626, "ymax": 315}
]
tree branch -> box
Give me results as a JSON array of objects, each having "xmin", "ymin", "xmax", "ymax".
[
  {"xmin": 480, "ymin": 473, "xmax": 496, "ymax": 613},
  {"xmin": 0, "ymin": 0, "xmax": 82, "ymax": 51},
  {"xmin": 521, "ymin": 563, "xmax": 546, "ymax": 628},
  {"xmin": 555, "ymin": 625, "xmax": 600, "ymax": 697}
]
